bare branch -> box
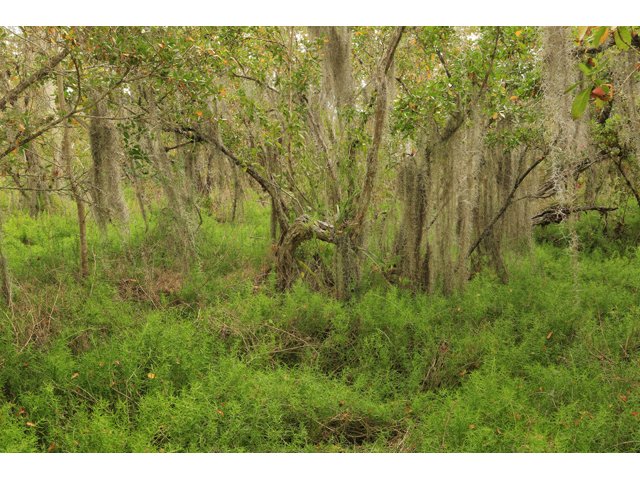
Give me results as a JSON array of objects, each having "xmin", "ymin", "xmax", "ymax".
[
  {"xmin": 0, "ymin": 66, "xmax": 132, "ymax": 163},
  {"xmin": 0, "ymin": 48, "xmax": 69, "ymax": 112},
  {"xmin": 463, "ymin": 142, "xmax": 552, "ymax": 263},
  {"xmin": 382, "ymin": 27, "xmax": 406, "ymax": 75},
  {"xmin": 532, "ymin": 205, "xmax": 618, "ymax": 226}
]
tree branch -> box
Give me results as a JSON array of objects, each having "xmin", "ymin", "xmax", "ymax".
[
  {"xmin": 231, "ymin": 73, "xmax": 279, "ymax": 94},
  {"xmin": 0, "ymin": 48, "xmax": 69, "ymax": 112},
  {"xmin": 383, "ymin": 27, "xmax": 405, "ymax": 75},
  {"xmin": 463, "ymin": 143, "xmax": 552, "ymax": 263},
  {"xmin": 475, "ymin": 27, "xmax": 501, "ymax": 103},
  {"xmin": 0, "ymin": 65, "xmax": 132, "ymax": 164},
  {"xmin": 532, "ymin": 205, "xmax": 618, "ymax": 226},
  {"xmin": 352, "ymin": 26, "xmax": 405, "ymax": 237},
  {"xmin": 615, "ymin": 157, "xmax": 640, "ymax": 209}
]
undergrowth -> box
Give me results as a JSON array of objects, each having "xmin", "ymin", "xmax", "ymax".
[{"xmin": 1, "ymin": 197, "xmax": 639, "ymax": 452}]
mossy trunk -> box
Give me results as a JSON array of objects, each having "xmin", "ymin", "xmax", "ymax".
[
  {"xmin": 89, "ymin": 96, "xmax": 130, "ymax": 239},
  {"xmin": 0, "ymin": 208, "xmax": 12, "ymax": 307},
  {"xmin": 57, "ymin": 69, "xmax": 89, "ymax": 278},
  {"xmin": 275, "ymin": 215, "xmax": 334, "ymax": 291}
]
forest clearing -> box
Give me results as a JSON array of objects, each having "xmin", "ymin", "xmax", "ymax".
[{"xmin": 0, "ymin": 26, "xmax": 639, "ymax": 453}]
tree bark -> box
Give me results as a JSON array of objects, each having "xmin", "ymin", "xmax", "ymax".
[
  {"xmin": 275, "ymin": 214, "xmax": 334, "ymax": 291},
  {"xmin": 57, "ymin": 68, "xmax": 89, "ymax": 278},
  {"xmin": 0, "ymin": 207, "xmax": 12, "ymax": 307}
]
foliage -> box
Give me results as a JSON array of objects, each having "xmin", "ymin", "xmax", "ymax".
[
  {"xmin": 0, "ymin": 25, "xmax": 639, "ymax": 452},
  {"xmin": 1, "ymin": 194, "xmax": 639, "ymax": 452}
]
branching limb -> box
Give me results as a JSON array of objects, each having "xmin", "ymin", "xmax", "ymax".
[
  {"xmin": 0, "ymin": 48, "xmax": 69, "ymax": 112},
  {"xmin": 463, "ymin": 143, "xmax": 551, "ymax": 263},
  {"xmin": 532, "ymin": 205, "xmax": 618, "ymax": 226},
  {"xmin": 615, "ymin": 157, "xmax": 640, "ymax": 209},
  {"xmin": 0, "ymin": 65, "xmax": 132, "ymax": 163}
]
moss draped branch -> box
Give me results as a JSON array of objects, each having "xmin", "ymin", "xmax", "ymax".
[{"xmin": 0, "ymin": 48, "xmax": 69, "ymax": 112}]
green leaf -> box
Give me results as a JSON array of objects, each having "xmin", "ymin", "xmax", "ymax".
[
  {"xmin": 564, "ymin": 81, "xmax": 583, "ymax": 95},
  {"xmin": 594, "ymin": 26, "xmax": 608, "ymax": 45},
  {"xmin": 571, "ymin": 87, "xmax": 591, "ymax": 120},
  {"xmin": 614, "ymin": 31, "xmax": 629, "ymax": 51},
  {"xmin": 619, "ymin": 26, "xmax": 632, "ymax": 46},
  {"xmin": 578, "ymin": 63, "xmax": 591, "ymax": 75}
]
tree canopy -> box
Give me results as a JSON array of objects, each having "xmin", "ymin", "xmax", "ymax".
[{"xmin": 0, "ymin": 25, "xmax": 639, "ymax": 297}]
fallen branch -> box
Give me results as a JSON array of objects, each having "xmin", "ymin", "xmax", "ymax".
[{"xmin": 532, "ymin": 205, "xmax": 618, "ymax": 226}]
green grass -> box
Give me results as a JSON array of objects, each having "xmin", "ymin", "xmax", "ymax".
[{"xmin": 1, "ymin": 196, "xmax": 639, "ymax": 452}]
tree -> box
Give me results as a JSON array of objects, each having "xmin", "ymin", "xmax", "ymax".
[{"xmin": 1, "ymin": 26, "xmax": 638, "ymax": 297}]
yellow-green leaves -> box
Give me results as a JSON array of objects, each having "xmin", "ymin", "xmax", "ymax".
[
  {"xmin": 576, "ymin": 26, "xmax": 590, "ymax": 43},
  {"xmin": 594, "ymin": 26, "xmax": 611, "ymax": 45},
  {"xmin": 614, "ymin": 26, "xmax": 632, "ymax": 51}
]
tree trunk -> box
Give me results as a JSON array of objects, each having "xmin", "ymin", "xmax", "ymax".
[
  {"xmin": 0, "ymin": 208, "xmax": 12, "ymax": 308},
  {"xmin": 24, "ymin": 147, "xmax": 48, "ymax": 217},
  {"xmin": 57, "ymin": 69, "xmax": 89, "ymax": 278},
  {"xmin": 275, "ymin": 214, "xmax": 333, "ymax": 291},
  {"xmin": 270, "ymin": 197, "xmax": 278, "ymax": 242},
  {"xmin": 89, "ymin": 95, "xmax": 130, "ymax": 238}
]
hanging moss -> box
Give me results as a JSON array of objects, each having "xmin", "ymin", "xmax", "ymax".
[
  {"xmin": 612, "ymin": 48, "xmax": 640, "ymax": 159},
  {"xmin": 308, "ymin": 26, "xmax": 354, "ymax": 112},
  {"xmin": 541, "ymin": 26, "xmax": 590, "ymax": 303},
  {"xmin": 89, "ymin": 96, "xmax": 130, "ymax": 238}
]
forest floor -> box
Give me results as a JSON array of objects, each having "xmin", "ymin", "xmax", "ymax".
[{"xmin": 1, "ymin": 196, "xmax": 639, "ymax": 453}]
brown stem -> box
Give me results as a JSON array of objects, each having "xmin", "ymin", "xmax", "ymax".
[
  {"xmin": 352, "ymin": 27, "xmax": 405, "ymax": 239},
  {"xmin": 57, "ymin": 68, "xmax": 89, "ymax": 278}
]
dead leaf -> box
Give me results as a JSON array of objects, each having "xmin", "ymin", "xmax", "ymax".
[
  {"xmin": 590, "ymin": 85, "xmax": 613, "ymax": 101},
  {"xmin": 547, "ymin": 332, "xmax": 553, "ymax": 339}
]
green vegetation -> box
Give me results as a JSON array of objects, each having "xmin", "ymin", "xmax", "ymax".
[
  {"xmin": 1, "ymin": 25, "xmax": 639, "ymax": 454},
  {"xmin": 1, "ymin": 197, "xmax": 638, "ymax": 453}
]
